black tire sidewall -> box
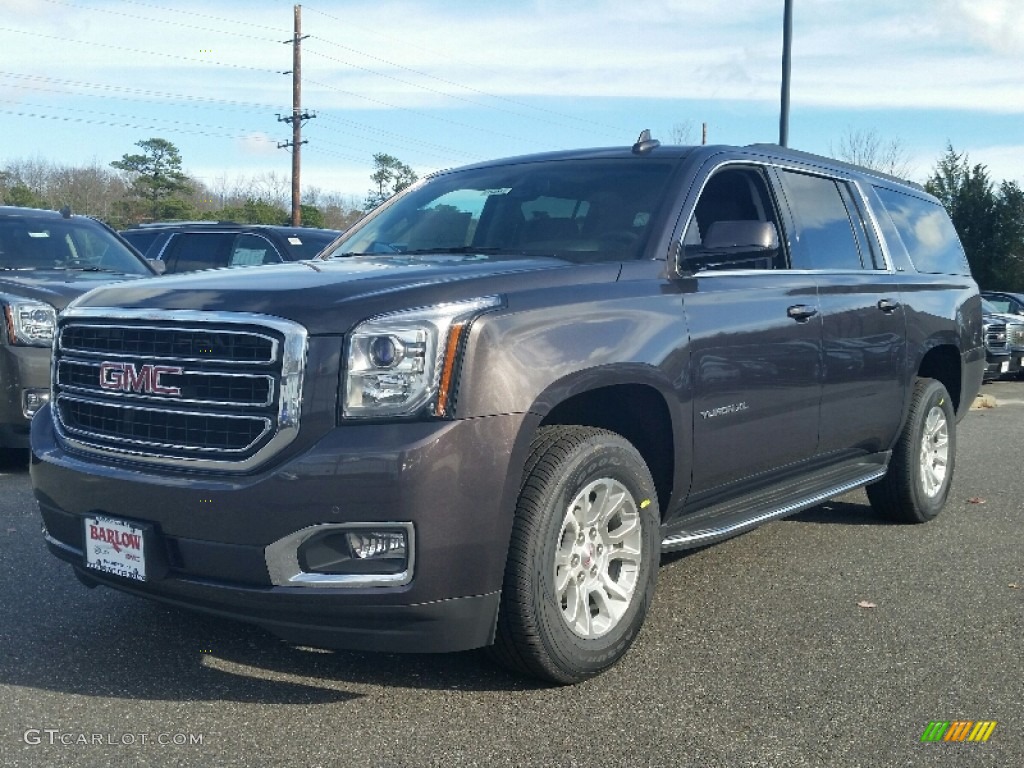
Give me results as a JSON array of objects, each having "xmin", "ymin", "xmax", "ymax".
[{"xmin": 528, "ymin": 436, "xmax": 659, "ymax": 679}]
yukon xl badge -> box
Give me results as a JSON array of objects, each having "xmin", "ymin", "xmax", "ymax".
[
  {"xmin": 700, "ymin": 402, "xmax": 749, "ymax": 420},
  {"xmin": 99, "ymin": 361, "xmax": 184, "ymax": 396}
]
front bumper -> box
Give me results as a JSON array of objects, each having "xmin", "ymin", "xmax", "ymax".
[
  {"xmin": 0, "ymin": 344, "xmax": 50, "ymax": 449},
  {"xmin": 984, "ymin": 352, "xmax": 1016, "ymax": 382},
  {"xmin": 32, "ymin": 404, "xmax": 532, "ymax": 653}
]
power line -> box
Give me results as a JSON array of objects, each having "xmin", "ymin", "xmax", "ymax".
[
  {"xmin": 35, "ymin": 0, "xmax": 282, "ymax": 44},
  {"xmin": 0, "ymin": 72, "xmax": 475, "ymax": 161},
  {"xmin": 303, "ymin": 75, "xmax": 535, "ymax": 146},
  {"xmin": 303, "ymin": 4, "xmax": 630, "ymax": 135},
  {"xmin": 0, "ymin": 26, "xmax": 281, "ymax": 76}
]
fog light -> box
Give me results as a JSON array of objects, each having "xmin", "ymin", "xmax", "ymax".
[
  {"xmin": 347, "ymin": 531, "xmax": 407, "ymax": 560},
  {"xmin": 266, "ymin": 523, "xmax": 415, "ymax": 587},
  {"xmin": 22, "ymin": 389, "xmax": 50, "ymax": 418},
  {"xmin": 298, "ymin": 528, "xmax": 408, "ymax": 576}
]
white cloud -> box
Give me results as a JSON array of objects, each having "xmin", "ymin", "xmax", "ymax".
[
  {"xmin": 939, "ymin": 0, "xmax": 1024, "ymax": 55},
  {"xmin": 237, "ymin": 132, "xmax": 278, "ymax": 156}
]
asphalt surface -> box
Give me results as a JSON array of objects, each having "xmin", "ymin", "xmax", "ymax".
[{"xmin": 1, "ymin": 382, "xmax": 1020, "ymax": 768}]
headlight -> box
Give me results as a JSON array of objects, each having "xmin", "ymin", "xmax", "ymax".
[
  {"xmin": 343, "ymin": 296, "xmax": 500, "ymax": 418},
  {"xmin": 4, "ymin": 299, "xmax": 57, "ymax": 346}
]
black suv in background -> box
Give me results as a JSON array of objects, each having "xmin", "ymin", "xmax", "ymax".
[
  {"xmin": 33, "ymin": 139, "xmax": 984, "ymax": 684},
  {"xmin": 981, "ymin": 297, "xmax": 1024, "ymax": 379},
  {"xmin": 0, "ymin": 206, "xmax": 156, "ymax": 452},
  {"xmin": 120, "ymin": 222, "xmax": 341, "ymax": 274},
  {"xmin": 981, "ymin": 291, "xmax": 1024, "ymax": 317}
]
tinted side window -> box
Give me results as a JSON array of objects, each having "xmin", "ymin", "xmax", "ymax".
[
  {"xmin": 873, "ymin": 186, "xmax": 970, "ymax": 275},
  {"xmin": 681, "ymin": 166, "xmax": 784, "ymax": 271},
  {"xmin": 120, "ymin": 230, "xmax": 162, "ymax": 256},
  {"xmin": 163, "ymin": 233, "xmax": 234, "ymax": 273},
  {"xmin": 229, "ymin": 234, "xmax": 280, "ymax": 267},
  {"xmin": 780, "ymin": 170, "xmax": 864, "ymax": 270}
]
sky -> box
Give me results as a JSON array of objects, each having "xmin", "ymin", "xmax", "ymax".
[{"xmin": 1, "ymin": 0, "xmax": 1022, "ymax": 202}]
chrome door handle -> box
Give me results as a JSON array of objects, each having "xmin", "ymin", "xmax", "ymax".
[{"xmin": 787, "ymin": 304, "xmax": 818, "ymax": 322}]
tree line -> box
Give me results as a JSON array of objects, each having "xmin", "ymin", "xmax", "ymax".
[{"xmin": 0, "ymin": 138, "xmax": 370, "ymax": 231}]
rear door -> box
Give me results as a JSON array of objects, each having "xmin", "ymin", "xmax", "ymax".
[{"xmin": 774, "ymin": 168, "xmax": 907, "ymax": 458}]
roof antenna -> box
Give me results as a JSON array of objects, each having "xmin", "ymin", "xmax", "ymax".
[
  {"xmin": 632, "ymin": 129, "xmax": 660, "ymax": 154},
  {"xmin": 59, "ymin": 205, "xmax": 72, "ymax": 219}
]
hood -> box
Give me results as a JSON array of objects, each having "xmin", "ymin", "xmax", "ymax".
[
  {"xmin": 0, "ymin": 269, "xmax": 148, "ymax": 311},
  {"xmin": 984, "ymin": 310, "xmax": 1024, "ymax": 327},
  {"xmin": 71, "ymin": 254, "xmax": 621, "ymax": 334}
]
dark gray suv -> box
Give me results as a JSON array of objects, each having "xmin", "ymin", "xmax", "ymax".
[
  {"xmin": 31, "ymin": 138, "xmax": 984, "ymax": 683},
  {"xmin": 0, "ymin": 206, "xmax": 155, "ymax": 453}
]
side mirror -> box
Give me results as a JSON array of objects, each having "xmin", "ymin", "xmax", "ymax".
[{"xmin": 147, "ymin": 258, "xmax": 167, "ymax": 275}]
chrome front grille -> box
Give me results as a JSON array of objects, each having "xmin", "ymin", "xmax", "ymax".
[
  {"xmin": 985, "ymin": 322, "xmax": 1008, "ymax": 353},
  {"xmin": 53, "ymin": 308, "xmax": 307, "ymax": 471}
]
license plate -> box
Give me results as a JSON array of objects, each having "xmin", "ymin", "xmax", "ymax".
[
  {"xmin": 84, "ymin": 516, "xmax": 147, "ymax": 581},
  {"xmin": 1000, "ymin": 361, "xmax": 1010, "ymax": 373}
]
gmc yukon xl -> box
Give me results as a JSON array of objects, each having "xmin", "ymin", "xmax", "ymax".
[{"xmin": 31, "ymin": 137, "xmax": 985, "ymax": 684}]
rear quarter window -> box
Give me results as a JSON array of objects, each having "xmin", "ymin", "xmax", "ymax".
[{"xmin": 873, "ymin": 187, "xmax": 970, "ymax": 275}]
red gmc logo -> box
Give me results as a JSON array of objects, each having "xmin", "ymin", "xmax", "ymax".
[{"xmin": 99, "ymin": 361, "xmax": 184, "ymax": 396}]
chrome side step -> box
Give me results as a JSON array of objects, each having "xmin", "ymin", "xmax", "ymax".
[{"xmin": 660, "ymin": 466, "xmax": 886, "ymax": 553}]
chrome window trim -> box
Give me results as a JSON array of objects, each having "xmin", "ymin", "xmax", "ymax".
[
  {"xmin": 53, "ymin": 307, "xmax": 307, "ymax": 472},
  {"xmin": 265, "ymin": 522, "xmax": 416, "ymax": 588},
  {"xmin": 676, "ymin": 158, "xmax": 899, "ymax": 277}
]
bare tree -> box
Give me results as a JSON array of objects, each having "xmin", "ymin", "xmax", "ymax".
[
  {"xmin": 669, "ymin": 121, "xmax": 696, "ymax": 145},
  {"xmin": 831, "ymin": 128, "xmax": 914, "ymax": 178}
]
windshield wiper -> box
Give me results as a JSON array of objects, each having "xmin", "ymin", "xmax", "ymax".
[{"xmin": 397, "ymin": 246, "xmax": 523, "ymax": 256}]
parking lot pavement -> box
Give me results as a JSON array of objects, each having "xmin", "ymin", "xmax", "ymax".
[{"xmin": 1, "ymin": 382, "xmax": 1021, "ymax": 768}]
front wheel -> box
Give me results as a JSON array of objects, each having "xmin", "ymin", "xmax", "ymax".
[
  {"xmin": 867, "ymin": 377, "xmax": 956, "ymax": 523},
  {"xmin": 490, "ymin": 426, "xmax": 660, "ymax": 684}
]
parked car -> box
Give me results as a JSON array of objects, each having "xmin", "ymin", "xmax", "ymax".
[
  {"xmin": 120, "ymin": 222, "xmax": 341, "ymax": 273},
  {"xmin": 981, "ymin": 297, "xmax": 1024, "ymax": 379},
  {"xmin": 0, "ymin": 206, "xmax": 156, "ymax": 453},
  {"xmin": 982, "ymin": 315, "xmax": 1012, "ymax": 382},
  {"xmin": 32, "ymin": 136, "xmax": 984, "ymax": 684},
  {"xmin": 980, "ymin": 290, "xmax": 1024, "ymax": 317}
]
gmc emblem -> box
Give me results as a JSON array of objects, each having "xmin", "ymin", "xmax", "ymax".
[{"xmin": 99, "ymin": 362, "xmax": 184, "ymax": 396}]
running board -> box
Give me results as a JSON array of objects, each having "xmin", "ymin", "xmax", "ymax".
[{"xmin": 660, "ymin": 462, "xmax": 887, "ymax": 553}]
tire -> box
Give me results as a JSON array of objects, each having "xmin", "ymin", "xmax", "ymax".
[
  {"xmin": 490, "ymin": 426, "xmax": 660, "ymax": 684},
  {"xmin": 866, "ymin": 377, "xmax": 956, "ymax": 523}
]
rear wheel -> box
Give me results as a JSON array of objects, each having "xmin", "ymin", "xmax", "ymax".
[
  {"xmin": 490, "ymin": 426, "xmax": 659, "ymax": 684},
  {"xmin": 867, "ymin": 377, "xmax": 955, "ymax": 523}
]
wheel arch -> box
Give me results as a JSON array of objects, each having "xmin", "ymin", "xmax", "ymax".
[
  {"xmin": 520, "ymin": 365, "xmax": 684, "ymax": 519},
  {"xmin": 916, "ymin": 343, "xmax": 962, "ymax": 414}
]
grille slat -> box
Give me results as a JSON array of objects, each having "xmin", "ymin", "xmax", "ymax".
[
  {"xmin": 986, "ymin": 323, "xmax": 1008, "ymax": 353},
  {"xmin": 52, "ymin": 311, "xmax": 307, "ymax": 470},
  {"xmin": 60, "ymin": 324, "xmax": 277, "ymax": 363}
]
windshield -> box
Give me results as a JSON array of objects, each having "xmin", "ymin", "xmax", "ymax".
[
  {"xmin": 323, "ymin": 159, "xmax": 676, "ymax": 263},
  {"xmin": 0, "ymin": 216, "xmax": 151, "ymax": 275}
]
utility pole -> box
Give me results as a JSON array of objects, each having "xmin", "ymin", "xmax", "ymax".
[
  {"xmin": 278, "ymin": 5, "xmax": 315, "ymax": 226},
  {"xmin": 779, "ymin": 0, "xmax": 793, "ymax": 147}
]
